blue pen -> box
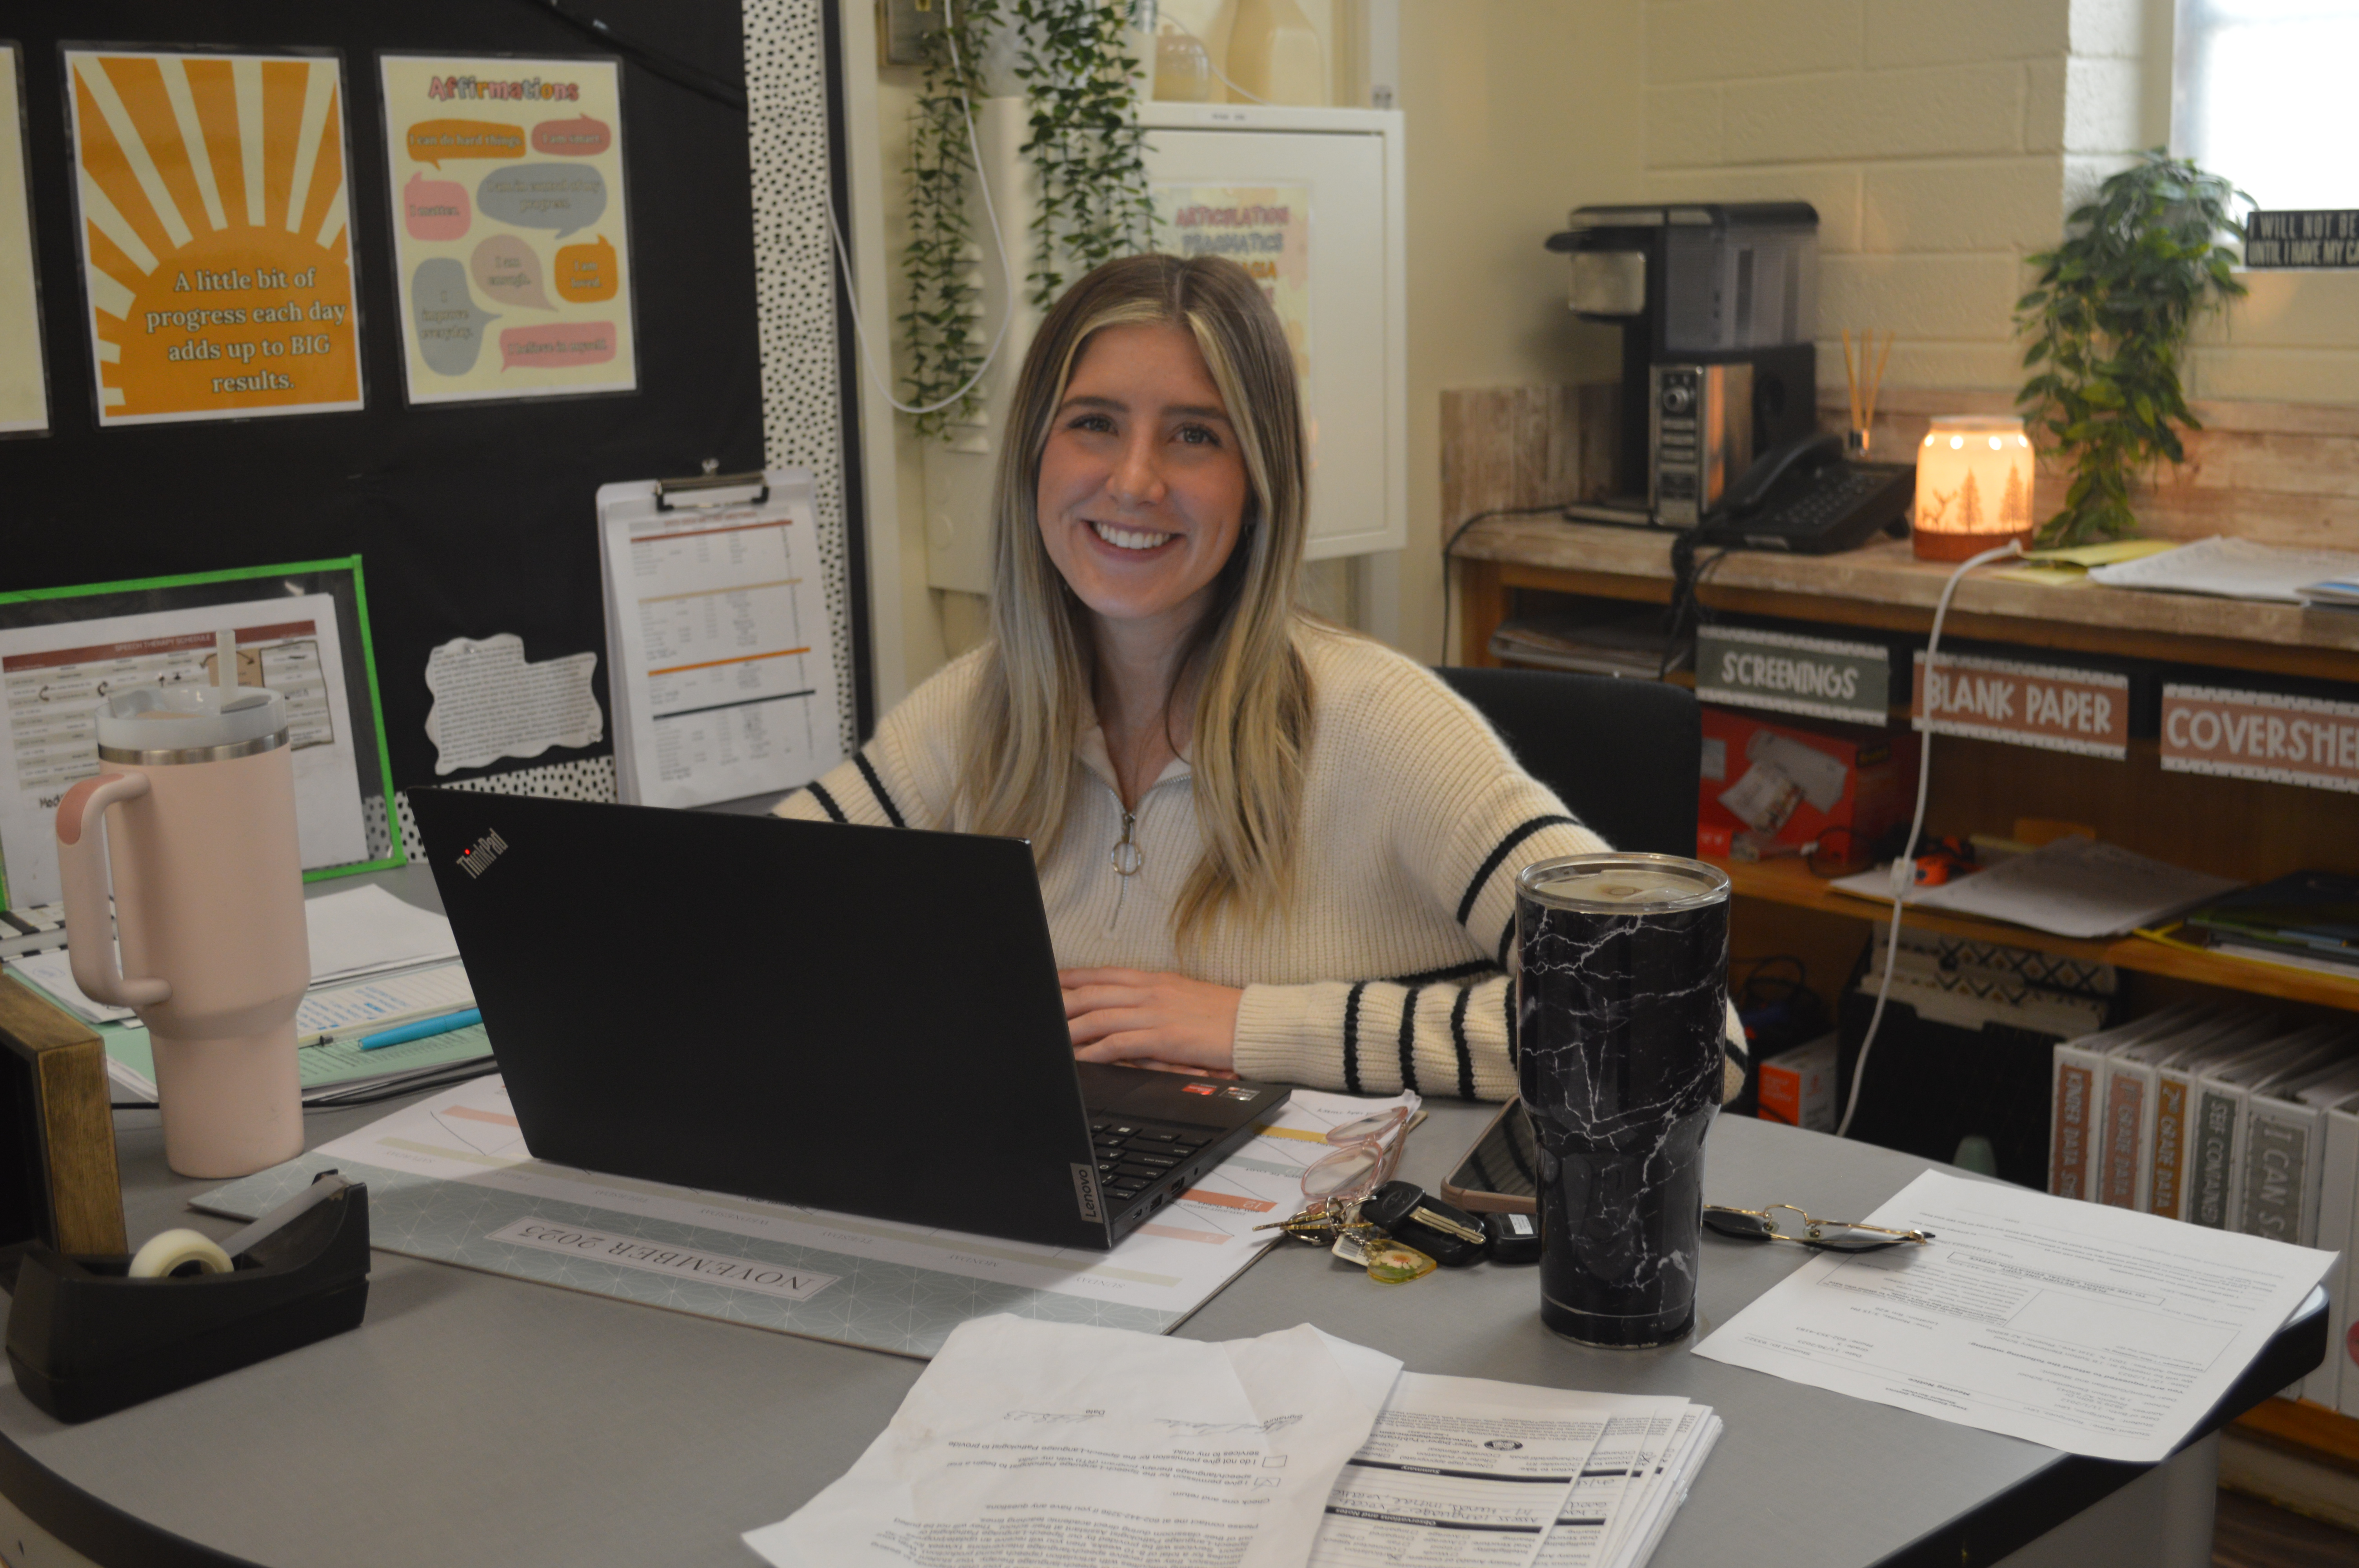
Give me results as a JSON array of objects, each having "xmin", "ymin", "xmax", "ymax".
[{"xmin": 356, "ymin": 1007, "xmax": 483, "ymax": 1051}]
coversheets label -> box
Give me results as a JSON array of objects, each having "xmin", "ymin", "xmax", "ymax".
[
  {"xmin": 1911, "ymin": 652, "xmax": 2130, "ymax": 759},
  {"xmin": 488, "ymin": 1219, "xmax": 839, "ymax": 1301},
  {"xmin": 1696, "ymin": 626, "xmax": 1889, "ymax": 726},
  {"xmin": 2161, "ymin": 685, "xmax": 2359, "ymax": 794}
]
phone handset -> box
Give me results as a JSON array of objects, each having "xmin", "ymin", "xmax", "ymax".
[{"xmin": 1724, "ymin": 433, "xmax": 1846, "ymax": 517}]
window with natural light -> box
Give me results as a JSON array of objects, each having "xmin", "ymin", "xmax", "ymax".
[{"xmin": 2175, "ymin": 0, "xmax": 2359, "ymax": 208}]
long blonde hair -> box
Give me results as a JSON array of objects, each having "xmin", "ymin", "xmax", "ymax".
[{"xmin": 958, "ymin": 253, "xmax": 1312, "ymax": 948}]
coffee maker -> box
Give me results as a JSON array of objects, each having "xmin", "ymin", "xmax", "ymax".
[{"xmin": 1545, "ymin": 203, "xmax": 1819, "ymax": 526}]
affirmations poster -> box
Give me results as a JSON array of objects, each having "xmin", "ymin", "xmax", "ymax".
[
  {"xmin": 380, "ymin": 55, "xmax": 636, "ymax": 403},
  {"xmin": 1, "ymin": 44, "xmax": 49, "ymax": 434},
  {"xmin": 64, "ymin": 49, "xmax": 363, "ymax": 427}
]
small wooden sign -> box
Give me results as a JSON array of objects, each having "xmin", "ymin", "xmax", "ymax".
[
  {"xmin": 1696, "ymin": 625, "xmax": 1889, "ymax": 727},
  {"xmin": 1911, "ymin": 652, "xmax": 2131, "ymax": 759},
  {"xmin": 2160, "ymin": 684, "xmax": 2359, "ymax": 793},
  {"xmin": 2244, "ymin": 210, "xmax": 2359, "ymax": 269},
  {"xmin": 1, "ymin": 974, "xmax": 127, "ymax": 1256}
]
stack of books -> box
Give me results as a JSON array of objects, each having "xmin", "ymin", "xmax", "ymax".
[
  {"xmin": 2174, "ymin": 872, "xmax": 2359, "ymax": 979},
  {"xmin": 2048, "ymin": 1005, "xmax": 2359, "ymax": 1414}
]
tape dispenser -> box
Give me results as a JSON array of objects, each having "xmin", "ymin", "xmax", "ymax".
[{"xmin": 2, "ymin": 1171, "xmax": 369, "ymax": 1422}]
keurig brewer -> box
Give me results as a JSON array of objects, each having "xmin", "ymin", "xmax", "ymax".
[{"xmin": 1546, "ymin": 203, "xmax": 1820, "ymax": 526}]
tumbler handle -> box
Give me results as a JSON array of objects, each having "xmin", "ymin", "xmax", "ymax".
[{"xmin": 55, "ymin": 771, "xmax": 172, "ymax": 1009}]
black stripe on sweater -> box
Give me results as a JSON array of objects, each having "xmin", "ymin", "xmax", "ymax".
[
  {"xmin": 851, "ymin": 750, "xmax": 907, "ymax": 828},
  {"xmin": 1455, "ymin": 814, "xmax": 1578, "ymax": 927},
  {"xmin": 1390, "ymin": 958, "xmax": 1493, "ymax": 985},
  {"xmin": 1396, "ymin": 985, "xmax": 1425, "ymax": 1095},
  {"xmin": 805, "ymin": 782, "xmax": 848, "ymax": 824},
  {"xmin": 1342, "ymin": 982, "xmax": 1367, "ymax": 1095},
  {"xmin": 1450, "ymin": 984, "xmax": 1476, "ymax": 1101}
]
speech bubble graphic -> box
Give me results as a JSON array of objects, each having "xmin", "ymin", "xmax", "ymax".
[
  {"xmin": 469, "ymin": 235, "xmax": 553, "ymax": 310},
  {"xmin": 531, "ymin": 114, "xmax": 612, "ymax": 157},
  {"xmin": 403, "ymin": 172, "xmax": 471, "ymax": 241},
  {"xmin": 475, "ymin": 163, "xmax": 608, "ymax": 240},
  {"xmin": 411, "ymin": 258, "xmax": 499, "ymax": 376},
  {"xmin": 499, "ymin": 321, "xmax": 616, "ymax": 371},
  {"xmin": 554, "ymin": 235, "xmax": 619, "ymax": 303},
  {"xmin": 405, "ymin": 118, "xmax": 525, "ymax": 169}
]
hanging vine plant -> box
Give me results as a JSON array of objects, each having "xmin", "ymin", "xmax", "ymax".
[
  {"xmin": 2013, "ymin": 150, "xmax": 2249, "ymax": 547},
  {"xmin": 900, "ymin": 0, "xmax": 1153, "ymax": 439}
]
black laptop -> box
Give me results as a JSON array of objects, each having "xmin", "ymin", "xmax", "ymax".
[{"xmin": 409, "ymin": 788, "xmax": 1290, "ymax": 1251}]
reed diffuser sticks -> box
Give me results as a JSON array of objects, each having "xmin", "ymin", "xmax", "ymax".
[{"xmin": 1841, "ymin": 328, "xmax": 1893, "ymax": 456}]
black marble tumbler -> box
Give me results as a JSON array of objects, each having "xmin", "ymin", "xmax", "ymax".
[{"xmin": 1515, "ymin": 855, "xmax": 1730, "ymax": 1347}]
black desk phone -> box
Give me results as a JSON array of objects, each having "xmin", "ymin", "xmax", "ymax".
[{"xmin": 1709, "ymin": 434, "xmax": 1915, "ymax": 555}]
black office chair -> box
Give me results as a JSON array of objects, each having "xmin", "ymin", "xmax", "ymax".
[{"xmin": 1434, "ymin": 666, "xmax": 1700, "ymax": 857}]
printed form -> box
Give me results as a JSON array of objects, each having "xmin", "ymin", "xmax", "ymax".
[
  {"xmin": 744, "ymin": 1316, "xmax": 1402, "ymax": 1568},
  {"xmin": 1696, "ymin": 1169, "xmax": 2336, "ymax": 1462}
]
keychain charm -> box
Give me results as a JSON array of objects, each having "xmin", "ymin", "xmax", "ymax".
[{"xmin": 1364, "ymin": 1240, "xmax": 1436, "ymax": 1284}]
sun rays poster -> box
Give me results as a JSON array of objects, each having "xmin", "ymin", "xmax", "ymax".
[
  {"xmin": 1, "ymin": 44, "xmax": 51, "ymax": 435},
  {"xmin": 379, "ymin": 54, "xmax": 637, "ymax": 404},
  {"xmin": 65, "ymin": 48, "xmax": 363, "ymax": 427}
]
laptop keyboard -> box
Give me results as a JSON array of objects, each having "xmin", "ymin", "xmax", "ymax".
[{"xmin": 1090, "ymin": 1117, "xmax": 1219, "ymax": 1212}]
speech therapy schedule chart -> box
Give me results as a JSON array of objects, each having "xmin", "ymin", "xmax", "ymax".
[{"xmin": 598, "ymin": 474, "xmax": 844, "ymax": 808}]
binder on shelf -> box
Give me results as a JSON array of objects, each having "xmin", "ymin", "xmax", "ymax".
[
  {"xmin": 2150, "ymin": 1018, "xmax": 2286, "ymax": 1221},
  {"xmin": 2237, "ymin": 1054, "xmax": 2359, "ymax": 1248},
  {"xmin": 2194, "ymin": 1029, "xmax": 2349, "ymax": 1231},
  {"xmin": 596, "ymin": 470, "xmax": 845, "ymax": 811},
  {"xmin": 2050, "ymin": 1008, "xmax": 2190, "ymax": 1201},
  {"xmin": 2320, "ymin": 1099, "xmax": 2359, "ymax": 1414}
]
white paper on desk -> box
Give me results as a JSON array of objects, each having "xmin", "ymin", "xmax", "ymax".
[
  {"xmin": 743, "ymin": 1315, "xmax": 1399, "ymax": 1568},
  {"xmin": 1307, "ymin": 1373, "xmax": 1606, "ymax": 1568},
  {"xmin": 1694, "ymin": 1169, "xmax": 2338, "ymax": 1463},
  {"xmin": 1829, "ymin": 835, "xmax": 2240, "ymax": 939},
  {"xmin": 1607, "ymin": 1412, "xmax": 1720, "ymax": 1568},
  {"xmin": 7, "ymin": 885, "xmax": 459, "ymax": 1024},
  {"xmin": 2088, "ymin": 535, "xmax": 2359, "ymax": 604}
]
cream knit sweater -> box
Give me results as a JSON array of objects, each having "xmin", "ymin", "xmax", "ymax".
[{"xmin": 776, "ymin": 624, "xmax": 1738, "ymax": 1101}]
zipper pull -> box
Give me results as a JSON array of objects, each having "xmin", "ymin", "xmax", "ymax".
[{"xmin": 1108, "ymin": 807, "xmax": 1142, "ymax": 930}]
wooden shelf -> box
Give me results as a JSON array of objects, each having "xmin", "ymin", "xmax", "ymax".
[
  {"xmin": 1455, "ymin": 518, "xmax": 2359, "ymax": 683},
  {"xmin": 1711, "ymin": 855, "xmax": 2359, "ymax": 1015},
  {"xmin": 2233, "ymin": 1398, "xmax": 2359, "ymax": 1476}
]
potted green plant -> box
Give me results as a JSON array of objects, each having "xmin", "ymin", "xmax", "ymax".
[
  {"xmin": 901, "ymin": 0, "xmax": 1154, "ymax": 439},
  {"xmin": 2013, "ymin": 149, "xmax": 2250, "ymax": 548}
]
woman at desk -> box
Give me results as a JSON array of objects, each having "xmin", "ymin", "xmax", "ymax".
[{"xmin": 779, "ymin": 253, "xmax": 1737, "ymax": 1100}]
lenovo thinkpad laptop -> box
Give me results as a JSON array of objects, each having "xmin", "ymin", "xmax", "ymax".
[{"xmin": 409, "ymin": 789, "xmax": 1289, "ymax": 1251}]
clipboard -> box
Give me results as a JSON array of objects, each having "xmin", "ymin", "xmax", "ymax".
[{"xmin": 596, "ymin": 469, "xmax": 845, "ymax": 809}]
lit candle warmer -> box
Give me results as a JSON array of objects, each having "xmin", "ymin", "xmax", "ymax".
[{"xmin": 1912, "ymin": 415, "xmax": 2036, "ymax": 561}]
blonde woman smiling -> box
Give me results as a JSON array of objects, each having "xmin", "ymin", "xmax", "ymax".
[{"xmin": 780, "ymin": 253, "xmax": 1736, "ymax": 1100}]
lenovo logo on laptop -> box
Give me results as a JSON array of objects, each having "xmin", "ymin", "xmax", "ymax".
[
  {"xmin": 1070, "ymin": 1163, "xmax": 1103, "ymax": 1224},
  {"xmin": 457, "ymin": 829, "xmax": 509, "ymax": 879}
]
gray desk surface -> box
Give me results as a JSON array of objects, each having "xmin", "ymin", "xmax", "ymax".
[{"xmin": 0, "ymin": 867, "xmax": 2317, "ymax": 1568}]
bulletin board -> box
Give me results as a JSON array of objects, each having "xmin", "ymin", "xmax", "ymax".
[{"xmin": 0, "ymin": 1, "xmax": 871, "ymax": 824}]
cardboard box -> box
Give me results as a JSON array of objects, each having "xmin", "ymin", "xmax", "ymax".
[
  {"xmin": 1697, "ymin": 708, "xmax": 1917, "ymax": 871},
  {"xmin": 1758, "ymin": 1034, "xmax": 1838, "ymax": 1132}
]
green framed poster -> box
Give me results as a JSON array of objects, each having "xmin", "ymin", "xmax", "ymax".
[{"xmin": 0, "ymin": 556, "xmax": 403, "ymax": 909}]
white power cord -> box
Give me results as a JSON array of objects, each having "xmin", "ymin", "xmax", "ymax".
[
  {"xmin": 1835, "ymin": 537, "xmax": 2026, "ymax": 1138},
  {"xmin": 827, "ymin": 0, "xmax": 1016, "ymax": 418}
]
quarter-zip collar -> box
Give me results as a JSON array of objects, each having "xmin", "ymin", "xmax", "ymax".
[{"xmin": 1075, "ymin": 717, "xmax": 1192, "ymax": 802}]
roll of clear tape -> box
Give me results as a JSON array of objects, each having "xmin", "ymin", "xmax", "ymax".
[{"xmin": 128, "ymin": 1228, "xmax": 235, "ymax": 1279}]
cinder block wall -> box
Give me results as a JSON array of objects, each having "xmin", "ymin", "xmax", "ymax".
[{"xmin": 1636, "ymin": 0, "xmax": 2359, "ymax": 404}]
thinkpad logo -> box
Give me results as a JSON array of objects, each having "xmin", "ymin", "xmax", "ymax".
[
  {"xmin": 457, "ymin": 829, "xmax": 509, "ymax": 879},
  {"xmin": 1070, "ymin": 1163, "xmax": 1103, "ymax": 1224}
]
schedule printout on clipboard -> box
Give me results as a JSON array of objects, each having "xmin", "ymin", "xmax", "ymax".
[{"xmin": 597, "ymin": 471, "xmax": 844, "ymax": 808}]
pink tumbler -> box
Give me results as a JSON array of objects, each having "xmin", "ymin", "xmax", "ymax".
[{"xmin": 55, "ymin": 682, "xmax": 309, "ymax": 1178}]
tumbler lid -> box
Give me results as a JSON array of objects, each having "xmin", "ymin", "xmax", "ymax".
[
  {"xmin": 1517, "ymin": 853, "xmax": 1730, "ymax": 914},
  {"xmin": 96, "ymin": 684, "xmax": 289, "ymax": 765}
]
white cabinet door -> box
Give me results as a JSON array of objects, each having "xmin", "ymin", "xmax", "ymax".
[{"xmin": 1146, "ymin": 126, "xmax": 1400, "ymax": 558}]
